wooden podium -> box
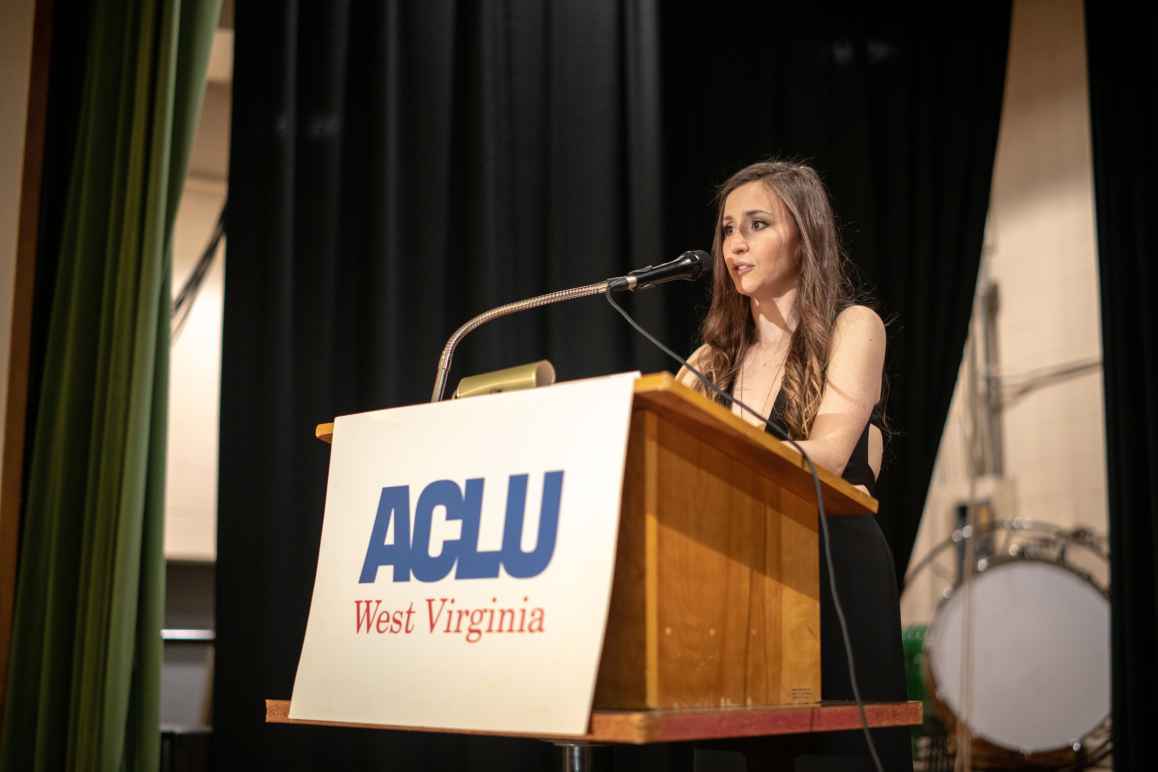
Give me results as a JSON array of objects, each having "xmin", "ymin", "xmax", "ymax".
[{"xmin": 271, "ymin": 373, "xmax": 919, "ymax": 768}]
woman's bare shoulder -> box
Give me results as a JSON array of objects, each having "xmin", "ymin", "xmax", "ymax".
[
  {"xmin": 825, "ymin": 304, "xmax": 886, "ymax": 403},
  {"xmin": 833, "ymin": 305, "xmax": 886, "ymax": 357},
  {"xmin": 834, "ymin": 304, "xmax": 886, "ymax": 338},
  {"xmin": 676, "ymin": 343, "xmax": 713, "ymax": 387}
]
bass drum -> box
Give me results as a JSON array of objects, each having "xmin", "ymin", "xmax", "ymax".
[{"xmin": 917, "ymin": 520, "xmax": 1111, "ymax": 766}]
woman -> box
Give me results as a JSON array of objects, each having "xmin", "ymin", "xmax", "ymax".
[{"xmin": 677, "ymin": 160, "xmax": 911, "ymax": 771}]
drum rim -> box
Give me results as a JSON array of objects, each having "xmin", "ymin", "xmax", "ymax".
[
  {"xmin": 923, "ymin": 554, "xmax": 1111, "ymax": 756},
  {"xmin": 936, "ymin": 552, "xmax": 1110, "ymax": 604},
  {"xmin": 903, "ymin": 517, "xmax": 1110, "ymax": 592}
]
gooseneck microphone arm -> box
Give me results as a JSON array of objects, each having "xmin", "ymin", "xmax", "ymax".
[
  {"xmin": 429, "ymin": 250, "xmax": 709, "ymax": 402},
  {"xmin": 430, "ymin": 280, "xmax": 610, "ymax": 402}
]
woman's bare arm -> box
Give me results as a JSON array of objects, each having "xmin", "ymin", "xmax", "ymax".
[
  {"xmin": 675, "ymin": 343, "xmax": 712, "ymax": 389},
  {"xmin": 787, "ymin": 305, "xmax": 886, "ymax": 477}
]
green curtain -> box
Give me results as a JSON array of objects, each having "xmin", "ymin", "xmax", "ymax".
[{"xmin": 1, "ymin": 0, "xmax": 221, "ymax": 769}]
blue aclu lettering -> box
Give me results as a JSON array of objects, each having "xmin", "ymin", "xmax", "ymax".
[{"xmin": 358, "ymin": 472, "xmax": 564, "ymax": 583}]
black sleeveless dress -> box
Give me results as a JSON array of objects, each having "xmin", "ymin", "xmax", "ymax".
[{"xmin": 720, "ymin": 389, "xmax": 913, "ymax": 771}]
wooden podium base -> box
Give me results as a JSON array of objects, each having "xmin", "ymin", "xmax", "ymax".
[
  {"xmin": 266, "ymin": 698, "xmax": 919, "ymax": 744},
  {"xmin": 267, "ymin": 698, "xmax": 920, "ymax": 770}
]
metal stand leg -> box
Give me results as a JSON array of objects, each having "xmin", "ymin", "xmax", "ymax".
[{"xmin": 556, "ymin": 741, "xmax": 598, "ymax": 772}]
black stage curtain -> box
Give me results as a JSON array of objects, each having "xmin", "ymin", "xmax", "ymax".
[
  {"xmin": 217, "ymin": 2, "xmax": 674, "ymax": 770},
  {"xmin": 217, "ymin": 3, "xmax": 1009, "ymax": 769},
  {"xmin": 1085, "ymin": 7, "xmax": 1158, "ymax": 769},
  {"xmin": 660, "ymin": 6, "xmax": 1011, "ymax": 583}
]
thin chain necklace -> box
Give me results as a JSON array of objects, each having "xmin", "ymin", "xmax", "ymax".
[{"xmin": 737, "ymin": 345, "xmax": 787, "ymax": 422}]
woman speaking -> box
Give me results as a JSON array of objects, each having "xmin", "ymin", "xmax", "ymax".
[{"xmin": 677, "ymin": 160, "xmax": 911, "ymax": 771}]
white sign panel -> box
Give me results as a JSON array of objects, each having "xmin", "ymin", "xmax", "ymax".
[{"xmin": 289, "ymin": 372, "xmax": 638, "ymax": 735}]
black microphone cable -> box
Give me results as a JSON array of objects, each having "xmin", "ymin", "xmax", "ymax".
[{"xmin": 604, "ymin": 291, "xmax": 885, "ymax": 772}]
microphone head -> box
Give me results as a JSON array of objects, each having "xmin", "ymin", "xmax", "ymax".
[
  {"xmin": 615, "ymin": 249, "xmax": 712, "ymax": 292},
  {"xmin": 680, "ymin": 249, "xmax": 711, "ymax": 281}
]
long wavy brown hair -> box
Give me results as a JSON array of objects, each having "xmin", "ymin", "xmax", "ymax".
[{"xmin": 694, "ymin": 160, "xmax": 856, "ymax": 438}]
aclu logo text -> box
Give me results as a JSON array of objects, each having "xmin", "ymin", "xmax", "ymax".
[{"xmin": 359, "ymin": 471, "xmax": 564, "ymax": 583}]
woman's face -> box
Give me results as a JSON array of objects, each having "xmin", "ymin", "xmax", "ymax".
[{"xmin": 720, "ymin": 180, "xmax": 801, "ymax": 300}]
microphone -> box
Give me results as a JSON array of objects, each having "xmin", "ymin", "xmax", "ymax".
[
  {"xmin": 606, "ymin": 249, "xmax": 710, "ymax": 293},
  {"xmin": 430, "ymin": 249, "xmax": 710, "ymax": 402}
]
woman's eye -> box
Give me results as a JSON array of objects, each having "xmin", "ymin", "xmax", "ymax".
[
  {"xmin": 721, "ymin": 224, "xmax": 733, "ymax": 237},
  {"xmin": 751, "ymin": 220, "xmax": 767, "ymax": 231}
]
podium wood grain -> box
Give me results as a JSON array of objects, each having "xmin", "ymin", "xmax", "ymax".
[{"xmin": 593, "ymin": 403, "xmax": 824, "ymax": 709}]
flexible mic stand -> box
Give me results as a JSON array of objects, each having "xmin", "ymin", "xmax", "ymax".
[
  {"xmin": 429, "ymin": 280, "xmax": 612, "ymax": 402},
  {"xmin": 430, "ymin": 251, "xmax": 708, "ymax": 402}
]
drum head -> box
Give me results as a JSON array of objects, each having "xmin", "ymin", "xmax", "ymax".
[{"xmin": 926, "ymin": 559, "xmax": 1110, "ymax": 754}]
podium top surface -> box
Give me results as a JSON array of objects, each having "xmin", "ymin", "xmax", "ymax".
[
  {"xmin": 314, "ymin": 372, "xmax": 877, "ymax": 516},
  {"xmin": 265, "ymin": 699, "xmax": 920, "ymax": 745},
  {"xmin": 629, "ymin": 373, "xmax": 876, "ymax": 516}
]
